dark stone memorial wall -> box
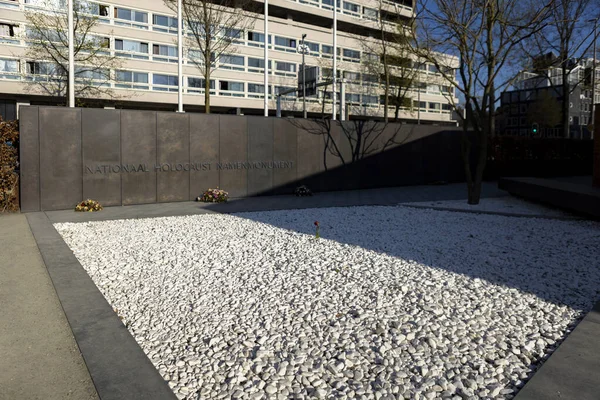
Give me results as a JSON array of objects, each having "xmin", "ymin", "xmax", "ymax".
[{"xmin": 19, "ymin": 106, "xmax": 464, "ymax": 211}]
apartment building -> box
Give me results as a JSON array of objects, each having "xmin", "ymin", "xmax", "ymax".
[
  {"xmin": 498, "ymin": 53, "xmax": 599, "ymax": 138},
  {"xmin": 0, "ymin": 0, "xmax": 457, "ymax": 122}
]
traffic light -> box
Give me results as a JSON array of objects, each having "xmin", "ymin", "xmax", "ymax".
[{"xmin": 532, "ymin": 122, "xmax": 539, "ymax": 135}]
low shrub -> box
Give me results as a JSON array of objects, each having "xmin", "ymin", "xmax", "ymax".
[
  {"xmin": 75, "ymin": 199, "xmax": 103, "ymax": 212},
  {"xmin": 0, "ymin": 117, "xmax": 19, "ymax": 212},
  {"xmin": 295, "ymin": 185, "xmax": 313, "ymax": 197},
  {"xmin": 197, "ymin": 188, "xmax": 228, "ymax": 203}
]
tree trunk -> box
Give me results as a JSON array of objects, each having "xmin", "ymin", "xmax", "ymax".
[
  {"xmin": 204, "ymin": 63, "xmax": 211, "ymax": 114},
  {"xmin": 467, "ymin": 180, "xmax": 482, "ymax": 205},
  {"xmin": 383, "ymin": 68, "xmax": 389, "ymax": 123},
  {"xmin": 561, "ymin": 70, "xmax": 569, "ymax": 138},
  {"xmin": 561, "ymin": 49, "xmax": 569, "ymax": 138},
  {"xmin": 461, "ymin": 103, "xmax": 486, "ymax": 205},
  {"xmin": 394, "ymin": 87, "xmax": 400, "ymax": 121}
]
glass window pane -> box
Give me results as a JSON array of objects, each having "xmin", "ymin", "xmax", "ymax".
[
  {"xmin": 116, "ymin": 70, "xmax": 132, "ymax": 82},
  {"xmin": 134, "ymin": 72, "xmax": 148, "ymax": 83},
  {"xmin": 116, "ymin": 8, "xmax": 131, "ymax": 20},
  {"xmin": 154, "ymin": 15, "xmax": 168, "ymax": 26}
]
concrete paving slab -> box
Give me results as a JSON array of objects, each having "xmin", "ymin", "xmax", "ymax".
[
  {"xmin": 515, "ymin": 301, "xmax": 600, "ymax": 400},
  {"xmin": 25, "ymin": 212, "xmax": 176, "ymax": 400},
  {"xmin": 0, "ymin": 213, "xmax": 98, "ymax": 400}
]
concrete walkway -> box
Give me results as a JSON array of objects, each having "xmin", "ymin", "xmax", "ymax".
[{"xmin": 0, "ymin": 213, "xmax": 98, "ymax": 400}]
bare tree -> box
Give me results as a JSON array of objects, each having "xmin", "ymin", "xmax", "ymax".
[
  {"xmin": 167, "ymin": 0, "xmax": 257, "ymax": 113},
  {"xmin": 24, "ymin": 0, "xmax": 120, "ymax": 104},
  {"xmin": 409, "ymin": 0, "xmax": 550, "ymax": 204},
  {"xmin": 360, "ymin": 1, "xmax": 419, "ymax": 122},
  {"xmin": 519, "ymin": 0, "xmax": 600, "ymax": 138}
]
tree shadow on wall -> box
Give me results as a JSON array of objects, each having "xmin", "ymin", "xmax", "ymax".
[{"xmin": 289, "ymin": 119, "xmax": 415, "ymax": 172}]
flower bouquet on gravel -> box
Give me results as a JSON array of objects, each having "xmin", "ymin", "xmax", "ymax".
[
  {"xmin": 75, "ymin": 199, "xmax": 103, "ymax": 212},
  {"xmin": 295, "ymin": 185, "xmax": 313, "ymax": 197},
  {"xmin": 197, "ymin": 188, "xmax": 228, "ymax": 203}
]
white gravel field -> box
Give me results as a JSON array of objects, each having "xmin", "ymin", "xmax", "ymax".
[{"xmin": 55, "ymin": 205, "xmax": 600, "ymax": 400}]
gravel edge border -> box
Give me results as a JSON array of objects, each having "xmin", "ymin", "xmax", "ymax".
[
  {"xmin": 26, "ymin": 212, "xmax": 176, "ymax": 400},
  {"xmin": 514, "ymin": 300, "xmax": 600, "ymax": 400}
]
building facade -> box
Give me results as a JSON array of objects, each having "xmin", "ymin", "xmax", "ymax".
[
  {"xmin": 498, "ymin": 54, "xmax": 599, "ymax": 138},
  {"xmin": 0, "ymin": 0, "xmax": 457, "ymax": 122}
]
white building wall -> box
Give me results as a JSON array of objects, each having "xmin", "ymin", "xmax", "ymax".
[{"xmin": 0, "ymin": 0, "xmax": 457, "ymax": 122}]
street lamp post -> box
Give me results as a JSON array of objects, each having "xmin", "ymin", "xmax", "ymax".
[
  {"xmin": 264, "ymin": 0, "xmax": 269, "ymax": 117},
  {"xmin": 300, "ymin": 34, "xmax": 307, "ymax": 118},
  {"xmin": 589, "ymin": 18, "xmax": 598, "ymax": 139},
  {"xmin": 67, "ymin": 0, "xmax": 74, "ymax": 107}
]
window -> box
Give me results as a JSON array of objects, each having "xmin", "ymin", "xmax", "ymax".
[
  {"xmin": 343, "ymin": 71, "xmax": 360, "ymax": 82},
  {"xmin": 442, "ymin": 103, "xmax": 453, "ymax": 112},
  {"xmin": 274, "ymin": 36, "xmax": 296, "ymax": 51},
  {"xmin": 219, "ymin": 80, "xmax": 244, "ymax": 96},
  {"xmin": 274, "ymin": 61, "xmax": 296, "ymax": 76},
  {"xmin": 187, "ymin": 77, "xmax": 215, "ymax": 94},
  {"xmin": 305, "ymin": 41, "xmax": 319, "ymax": 54},
  {"xmin": 152, "ymin": 44, "xmax": 177, "ymax": 62},
  {"xmin": 413, "ymin": 100, "xmax": 426, "ymax": 109},
  {"xmin": 322, "ymin": 45, "xmax": 341, "ymax": 58},
  {"xmin": 94, "ymin": 36, "xmax": 108, "ymax": 49},
  {"xmin": 363, "ymin": 52, "xmax": 378, "ymax": 63},
  {"xmin": 363, "ymin": 7, "xmax": 378, "ymax": 20},
  {"xmin": 75, "ymin": 67, "xmax": 108, "ymax": 82},
  {"xmin": 248, "ymin": 31, "xmax": 270, "ymax": 47},
  {"xmin": 85, "ymin": 2, "xmax": 109, "ymax": 18},
  {"xmin": 115, "ymin": 70, "xmax": 149, "ymax": 89},
  {"xmin": 343, "ymin": 1, "xmax": 360, "ymax": 14},
  {"xmin": 25, "ymin": 61, "xmax": 58, "ymax": 75},
  {"xmin": 363, "ymin": 74, "xmax": 378, "ymax": 84},
  {"xmin": 153, "ymin": 14, "xmax": 177, "ymax": 33},
  {"xmin": 115, "ymin": 39, "xmax": 149, "ymax": 60},
  {"xmin": 248, "ymin": 57, "xmax": 271, "ymax": 73},
  {"xmin": 114, "ymin": 7, "xmax": 148, "ymax": 28},
  {"xmin": 345, "ymin": 93, "xmax": 360, "ymax": 103},
  {"xmin": 362, "ymin": 95, "xmax": 378, "ymax": 105},
  {"xmin": 223, "ymin": 28, "xmax": 242, "ymax": 40},
  {"xmin": 0, "ymin": 23, "xmax": 16, "ymax": 37},
  {"xmin": 0, "ymin": 0, "xmax": 20, "ymax": 9},
  {"xmin": 0, "ymin": 58, "xmax": 19, "ymax": 79},
  {"xmin": 428, "ymin": 102, "xmax": 441, "ymax": 112},
  {"xmin": 219, "ymin": 54, "xmax": 244, "ymax": 70},
  {"xmin": 115, "ymin": 39, "xmax": 148, "ymax": 53},
  {"xmin": 427, "ymin": 84, "xmax": 441, "ymax": 94},
  {"xmin": 0, "ymin": 23, "xmax": 19, "ymax": 44},
  {"xmin": 153, "ymin": 74, "xmax": 178, "ymax": 91},
  {"xmin": 321, "ymin": 0, "xmax": 340, "ymax": 9},
  {"xmin": 248, "ymin": 83, "xmax": 271, "ymax": 98},
  {"xmin": 342, "ymin": 48, "xmax": 360, "ymax": 62}
]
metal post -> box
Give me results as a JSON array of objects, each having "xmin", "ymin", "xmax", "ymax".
[
  {"xmin": 340, "ymin": 79, "xmax": 345, "ymax": 120},
  {"xmin": 177, "ymin": 0, "xmax": 183, "ymax": 113},
  {"xmin": 67, "ymin": 0, "xmax": 74, "ymax": 107},
  {"xmin": 302, "ymin": 34, "xmax": 307, "ymax": 119},
  {"xmin": 592, "ymin": 19, "xmax": 597, "ymax": 139},
  {"xmin": 417, "ymin": 86, "xmax": 421, "ymax": 124},
  {"xmin": 264, "ymin": 0, "xmax": 269, "ymax": 117},
  {"xmin": 276, "ymin": 95, "xmax": 281, "ymax": 117},
  {"xmin": 332, "ymin": 0, "xmax": 337, "ymax": 120}
]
